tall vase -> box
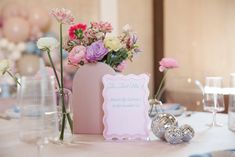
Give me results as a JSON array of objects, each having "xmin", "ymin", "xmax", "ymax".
[{"xmin": 72, "ymin": 62, "xmax": 115, "ymax": 134}]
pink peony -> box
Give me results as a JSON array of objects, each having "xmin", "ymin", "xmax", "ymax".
[
  {"xmin": 159, "ymin": 58, "xmax": 179, "ymax": 72},
  {"xmin": 115, "ymin": 60, "xmax": 127, "ymax": 72},
  {"xmin": 68, "ymin": 46, "xmax": 87, "ymax": 65}
]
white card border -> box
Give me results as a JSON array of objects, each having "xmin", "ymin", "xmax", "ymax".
[{"xmin": 102, "ymin": 74, "xmax": 150, "ymax": 140}]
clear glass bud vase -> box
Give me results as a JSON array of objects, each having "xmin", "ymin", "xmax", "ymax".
[
  {"xmin": 148, "ymin": 99, "xmax": 163, "ymax": 119},
  {"xmin": 56, "ymin": 88, "xmax": 73, "ymax": 143}
]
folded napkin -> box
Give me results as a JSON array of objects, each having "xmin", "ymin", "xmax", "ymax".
[{"xmin": 190, "ymin": 149, "xmax": 235, "ymax": 157}]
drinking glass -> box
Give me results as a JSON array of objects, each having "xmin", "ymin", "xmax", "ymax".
[
  {"xmin": 203, "ymin": 77, "xmax": 225, "ymax": 127},
  {"xmin": 18, "ymin": 77, "xmax": 46, "ymax": 157},
  {"xmin": 228, "ymin": 73, "xmax": 235, "ymax": 131}
]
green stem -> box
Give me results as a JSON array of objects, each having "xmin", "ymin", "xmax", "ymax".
[
  {"xmin": 59, "ymin": 90, "xmax": 66, "ymax": 140},
  {"xmin": 154, "ymin": 70, "xmax": 168, "ymax": 100},
  {"xmin": 46, "ymin": 49, "xmax": 61, "ymax": 88},
  {"xmin": 60, "ymin": 23, "xmax": 64, "ymax": 91},
  {"xmin": 59, "ymin": 24, "xmax": 73, "ymax": 140},
  {"xmin": 6, "ymin": 71, "xmax": 21, "ymax": 86}
]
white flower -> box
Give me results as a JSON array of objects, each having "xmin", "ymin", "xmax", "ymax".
[
  {"xmin": 122, "ymin": 24, "xmax": 132, "ymax": 33},
  {"xmin": 37, "ymin": 37, "xmax": 59, "ymax": 51},
  {"xmin": 0, "ymin": 59, "xmax": 9, "ymax": 76}
]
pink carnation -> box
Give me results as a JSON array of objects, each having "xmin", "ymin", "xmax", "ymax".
[
  {"xmin": 68, "ymin": 23, "xmax": 87, "ymax": 40},
  {"xmin": 68, "ymin": 46, "xmax": 88, "ymax": 65},
  {"xmin": 159, "ymin": 58, "xmax": 179, "ymax": 72}
]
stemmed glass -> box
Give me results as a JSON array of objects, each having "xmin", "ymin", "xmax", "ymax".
[
  {"xmin": 203, "ymin": 77, "xmax": 225, "ymax": 127},
  {"xmin": 18, "ymin": 77, "xmax": 47, "ymax": 157}
]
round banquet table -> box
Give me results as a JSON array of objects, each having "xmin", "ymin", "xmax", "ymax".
[{"xmin": 0, "ymin": 111, "xmax": 235, "ymax": 157}]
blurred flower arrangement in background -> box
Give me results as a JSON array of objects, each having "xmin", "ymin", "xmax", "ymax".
[
  {"xmin": 65, "ymin": 22, "xmax": 142, "ymax": 72},
  {"xmin": 0, "ymin": 59, "xmax": 20, "ymax": 85}
]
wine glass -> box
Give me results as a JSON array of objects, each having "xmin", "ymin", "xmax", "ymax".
[
  {"xmin": 203, "ymin": 77, "xmax": 225, "ymax": 127},
  {"xmin": 18, "ymin": 76, "xmax": 47, "ymax": 157}
]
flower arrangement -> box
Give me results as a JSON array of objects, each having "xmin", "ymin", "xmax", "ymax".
[
  {"xmin": 36, "ymin": 8, "xmax": 142, "ymax": 141},
  {"xmin": 65, "ymin": 22, "xmax": 141, "ymax": 72},
  {"xmin": 155, "ymin": 58, "xmax": 179, "ymax": 100}
]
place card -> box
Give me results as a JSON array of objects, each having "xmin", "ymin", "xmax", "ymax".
[{"xmin": 102, "ymin": 74, "xmax": 150, "ymax": 140}]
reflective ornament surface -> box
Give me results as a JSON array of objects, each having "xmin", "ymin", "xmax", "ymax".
[
  {"xmin": 179, "ymin": 124, "xmax": 195, "ymax": 142},
  {"xmin": 151, "ymin": 113, "xmax": 178, "ymax": 140},
  {"xmin": 164, "ymin": 126, "xmax": 183, "ymax": 144}
]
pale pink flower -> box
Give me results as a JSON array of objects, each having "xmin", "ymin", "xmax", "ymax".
[
  {"xmin": 50, "ymin": 8, "xmax": 75, "ymax": 25},
  {"xmin": 159, "ymin": 58, "xmax": 179, "ymax": 72},
  {"xmin": 91, "ymin": 21, "xmax": 113, "ymax": 33},
  {"xmin": 68, "ymin": 46, "xmax": 88, "ymax": 65},
  {"xmin": 115, "ymin": 60, "xmax": 127, "ymax": 72}
]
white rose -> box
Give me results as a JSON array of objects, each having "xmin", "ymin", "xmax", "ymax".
[
  {"xmin": 0, "ymin": 59, "xmax": 9, "ymax": 76},
  {"xmin": 37, "ymin": 37, "xmax": 59, "ymax": 51}
]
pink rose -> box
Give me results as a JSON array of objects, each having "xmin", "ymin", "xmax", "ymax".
[
  {"xmin": 115, "ymin": 60, "xmax": 127, "ymax": 72},
  {"xmin": 159, "ymin": 58, "xmax": 179, "ymax": 72},
  {"xmin": 68, "ymin": 46, "xmax": 87, "ymax": 65}
]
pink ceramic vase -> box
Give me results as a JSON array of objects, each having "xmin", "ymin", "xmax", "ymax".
[{"xmin": 72, "ymin": 62, "xmax": 115, "ymax": 134}]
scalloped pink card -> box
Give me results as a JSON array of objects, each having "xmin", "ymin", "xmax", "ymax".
[{"xmin": 102, "ymin": 74, "xmax": 150, "ymax": 140}]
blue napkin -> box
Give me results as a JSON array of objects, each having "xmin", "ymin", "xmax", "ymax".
[{"xmin": 190, "ymin": 149, "xmax": 235, "ymax": 157}]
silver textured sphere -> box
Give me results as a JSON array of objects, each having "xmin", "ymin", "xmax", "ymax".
[
  {"xmin": 180, "ymin": 124, "xmax": 195, "ymax": 142},
  {"xmin": 164, "ymin": 126, "xmax": 183, "ymax": 144},
  {"xmin": 151, "ymin": 113, "xmax": 178, "ymax": 140}
]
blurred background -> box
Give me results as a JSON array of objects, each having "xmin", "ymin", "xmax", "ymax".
[{"xmin": 0, "ymin": 0, "xmax": 234, "ymax": 112}]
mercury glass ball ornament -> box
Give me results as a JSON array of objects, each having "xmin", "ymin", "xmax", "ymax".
[
  {"xmin": 151, "ymin": 113, "xmax": 178, "ymax": 140},
  {"xmin": 164, "ymin": 126, "xmax": 183, "ymax": 144},
  {"xmin": 179, "ymin": 124, "xmax": 195, "ymax": 142}
]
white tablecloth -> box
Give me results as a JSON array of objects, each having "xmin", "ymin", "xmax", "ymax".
[{"xmin": 0, "ymin": 112, "xmax": 235, "ymax": 157}]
